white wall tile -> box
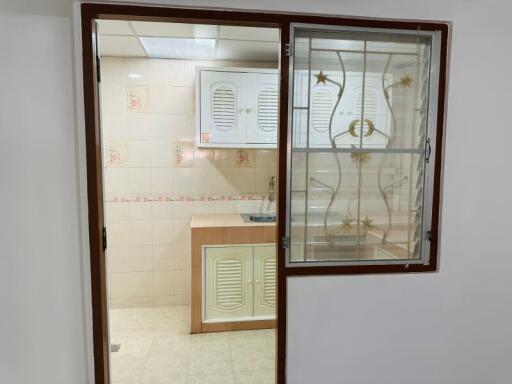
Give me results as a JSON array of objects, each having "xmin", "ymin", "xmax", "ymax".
[
  {"xmin": 171, "ymin": 244, "xmax": 191, "ymax": 270},
  {"xmin": 174, "ymin": 294, "xmax": 190, "ymax": 305},
  {"xmin": 102, "ymin": 57, "xmax": 278, "ymax": 308},
  {"xmin": 170, "ymin": 60, "xmax": 196, "ymax": 87},
  {"xmin": 214, "ymin": 200, "xmax": 237, "ymax": 214},
  {"xmin": 149, "ymin": 114, "xmax": 173, "ymax": 141},
  {"xmin": 107, "ymin": 246, "xmax": 131, "ymax": 273},
  {"xmin": 101, "ymin": 57, "xmax": 125, "ymax": 85},
  {"xmin": 130, "ymin": 220, "xmax": 153, "ymax": 246},
  {"xmin": 172, "ymin": 200, "xmax": 193, "ymax": 219},
  {"xmin": 129, "ymin": 168, "xmax": 152, "ymax": 194},
  {"xmin": 148, "ymin": 59, "xmax": 171, "ymax": 85},
  {"xmin": 107, "ymin": 220, "xmax": 131, "ymax": 247},
  {"xmin": 153, "ymin": 245, "xmax": 174, "ymax": 271},
  {"xmin": 153, "ymin": 296, "xmax": 174, "ymax": 306},
  {"xmin": 152, "ymin": 270, "xmax": 175, "ymax": 296},
  {"xmin": 102, "ymin": 113, "xmax": 127, "ymax": 141},
  {"xmin": 171, "ymin": 219, "xmax": 190, "ymax": 246},
  {"xmin": 149, "ymin": 86, "xmax": 173, "ymax": 113},
  {"xmin": 151, "ymin": 168, "xmax": 175, "ymax": 194},
  {"xmin": 151, "ymin": 201, "xmax": 174, "ymax": 219},
  {"xmin": 150, "ymin": 141, "xmax": 173, "ymax": 167},
  {"xmin": 170, "ymin": 87, "xmax": 194, "ymax": 114},
  {"xmin": 126, "ymin": 113, "xmax": 150, "ymax": 141},
  {"xmin": 130, "ymin": 272, "xmax": 153, "ymax": 297},
  {"xmin": 129, "ymin": 201, "xmax": 152, "ymax": 220},
  {"xmin": 192, "ymin": 201, "xmax": 216, "ymax": 214},
  {"xmin": 105, "ymin": 202, "xmax": 130, "ymax": 221},
  {"xmin": 131, "ymin": 245, "xmax": 153, "ymax": 272},
  {"xmin": 152, "ymin": 220, "xmax": 174, "ymax": 245},
  {"xmin": 124, "ymin": 58, "xmax": 148, "ymax": 85},
  {"xmin": 127, "ymin": 141, "xmax": 153, "ymax": 167},
  {"xmin": 174, "ymin": 269, "xmax": 190, "ymax": 296},
  {"xmin": 102, "ymin": 85, "xmax": 126, "ymax": 113}
]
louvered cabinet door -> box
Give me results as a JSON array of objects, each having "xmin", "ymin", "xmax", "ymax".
[
  {"xmin": 246, "ymin": 73, "xmax": 279, "ymax": 144},
  {"xmin": 204, "ymin": 246, "xmax": 253, "ymax": 321},
  {"xmin": 253, "ymin": 245, "xmax": 277, "ymax": 318},
  {"xmin": 200, "ymin": 71, "xmax": 247, "ymax": 144}
]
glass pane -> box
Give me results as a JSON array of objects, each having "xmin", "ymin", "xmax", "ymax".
[{"xmin": 288, "ymin": 26, "xmax": 433, "ymax": 265}]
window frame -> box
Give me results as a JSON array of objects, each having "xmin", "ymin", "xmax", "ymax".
[{"xmin": 284, "ymin": 23, "xmax": 448, "ymax": 274}]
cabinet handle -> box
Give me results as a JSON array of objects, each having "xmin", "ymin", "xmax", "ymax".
[{"xmin": 246, "ymin": 108, "xmax": 252, "ymax": 113}]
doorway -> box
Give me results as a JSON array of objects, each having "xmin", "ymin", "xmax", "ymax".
[
  {"xmin": 97, "ymin": 17, "xmax": 280, "ymax": 383},
  {"xmin": 81, "ymin": 4, "xmax": 448, "ymax": 384}
]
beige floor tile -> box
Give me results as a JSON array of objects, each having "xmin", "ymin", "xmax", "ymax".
[
  {"xmin": 234, "ymin": 370, "xmax": 275, "ymax": 384},
  {"xmin": 231, "ymin": 348, "xmax": 275, "ymax": 372},
  {"xmin": 187, "ymin": 350, "xmax": 232, "ymax": 376},
  {"xmin": 109, "ymin": 305, "xmax": 276, "ymax": 383},
  {"xmin": 110, "ymin": 355, "xmax": 147, "ymax": 382},
  {"xmin": 140, "ymin": 370, "xmax": 187, "ymax": 384},
  {"xmin": 188, "ymin": 372, "xmax": 235, "ymax": 384}
]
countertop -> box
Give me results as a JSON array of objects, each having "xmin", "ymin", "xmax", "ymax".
[{"xmin": 190, "ymin": 214, "xmax": 276, "ymax": 228}]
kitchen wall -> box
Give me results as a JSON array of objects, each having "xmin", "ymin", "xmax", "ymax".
[{"xmin": 101, "ymin": 57, "xmax": 278, "ymax": 308}]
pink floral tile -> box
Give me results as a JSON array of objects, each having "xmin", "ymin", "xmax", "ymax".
[
  {"xmin": 105, "ymin": 142, "xmax": 127, "ymax": 167},
  {"xmin": 126, "ymin": 86, "xmax": 149, "ymax": 112},
  {"xmin": 235, "ymin": 149, "xmax": 256, "ymax": 167},
  {"xmin": 174, "ymin": 141, "xmax": 194, "ymax": 168}
]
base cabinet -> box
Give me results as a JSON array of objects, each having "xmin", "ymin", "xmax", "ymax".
[{"xmin": 204, "ymin": 244, "xmax": 276, "ymax": 322}]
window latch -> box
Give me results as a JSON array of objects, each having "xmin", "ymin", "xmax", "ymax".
[
  {"xmin": 102, "ymin": 226, "xmax": 107, "ymax": 251},
  {"xmin": 425, "ymin": 138, "xmax": 432, "ymax": 163},
  {"xmin": 282, "ymin": 236, "xmax": 290, "ymax": 249}
]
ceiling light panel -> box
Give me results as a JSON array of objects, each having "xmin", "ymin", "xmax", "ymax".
[
  {"xmin": 139, "ymin": 37, "xmax": 216, "ymax": 59},
  {"xmin": 131, "ymin": 21, "xmax": 218, "ymax": 38}
]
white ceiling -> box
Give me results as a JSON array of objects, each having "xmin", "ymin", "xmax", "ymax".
[{"xmin": 97, "ymin": 20, "xmax": 279, "ymax": 62}]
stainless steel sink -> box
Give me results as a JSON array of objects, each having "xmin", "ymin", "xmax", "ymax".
[{"xmin": 240, "ymin": 213, "xmax": 276, "ymax": 223}]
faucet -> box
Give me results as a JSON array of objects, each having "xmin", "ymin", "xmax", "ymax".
[{"xmin": 268, "ymin": 176, "xmax": 276, "ymax": 202}]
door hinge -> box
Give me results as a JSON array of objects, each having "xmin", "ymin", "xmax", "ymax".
[
  {"xmin": 284, "ymin": 43, "xmax": 293, "ymax": 57},
  {"xmin": 102, "ymin": 226, "xmax": 107, "ymax": 251},
  {"xmin": 427, "ymin": 230, "xmax": 433, "ymax": 242},
  {"xmin": 425, "ymin": 137, "xmax": 432, "ymax": 163},
  {"xmin": 96, "ymin": 57, "xmax": 101, "ymax": 83},
  {"xmin": 281, "ymin": 236, "xmax": 290, "ymax": 249}
]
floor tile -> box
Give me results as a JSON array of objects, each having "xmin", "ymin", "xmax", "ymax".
[
  {"xmin": 109, "ymin": 305, "xmax": 276, "ymax": 383},
  {"xmin": 234, "ymin": 370, "xmax": 275, "ymax": 384},
  {"xmin": 188, "ymin": 372, "xmax": 235, "ymax": 384}
]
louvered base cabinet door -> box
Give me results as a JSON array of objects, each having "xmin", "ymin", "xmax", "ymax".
[
  {"xmin": 204, "ymin": 246, "xmax": 253, "ymax": 321},
  {"xmin": 253, "ymin": 245, "xmax": 277, "ymax": 317}
]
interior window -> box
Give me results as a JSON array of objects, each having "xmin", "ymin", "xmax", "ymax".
[{"xmin": 286, "ymin": 25, "xmax": 442, "ymax": 267}]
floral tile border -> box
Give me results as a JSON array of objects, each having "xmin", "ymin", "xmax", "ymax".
[{"xmin": 105, "ymin": 193, "xmax": 267, "ymax": 203}]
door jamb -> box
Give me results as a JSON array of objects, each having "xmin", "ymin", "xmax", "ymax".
[{"xmin": 81, "ymin": 4, "xmax": 448, "ymax": 384}]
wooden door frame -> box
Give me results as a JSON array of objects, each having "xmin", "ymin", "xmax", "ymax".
[{"xmin": 81, "ymin": 3, "xmax": 449, "ymax": 383}]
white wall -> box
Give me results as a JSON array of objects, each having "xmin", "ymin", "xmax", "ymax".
[
  {"xmin": 2, "ymin": 0, "xmax": 512, "ymax": 383},
  {"xmin": 0, "ymin": 3, "xmax": 89, "ymax": 384}
]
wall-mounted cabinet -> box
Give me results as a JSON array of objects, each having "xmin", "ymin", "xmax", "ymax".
[
  {"xmin": 196, "ymin": 67, "xmax": 279, "ymax": 148},
  {"xmin": 203, "ymin": 244, "xmax": 276, "ymax": 322}
]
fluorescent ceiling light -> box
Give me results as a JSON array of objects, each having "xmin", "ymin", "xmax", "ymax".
[{"xmin": 139, "ymin": 37, "xmax": 216, "ymax": 59}]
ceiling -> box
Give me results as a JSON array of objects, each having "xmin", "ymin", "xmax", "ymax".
[{"xmin": 97, "ymin": 20, "xmax": 280, "ymax": 62}]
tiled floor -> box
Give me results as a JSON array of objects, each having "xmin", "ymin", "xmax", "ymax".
[{"xmin": 109, "ymin": 305, "xmax": 276, "ymax": 384}]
